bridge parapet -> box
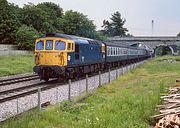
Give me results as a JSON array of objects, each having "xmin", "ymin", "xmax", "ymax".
[
  {"xmin": 109, "ymin": 36, "xmax": 180, "ymax": 41},
  {"xmin": 109, "ymin": 36, "xmax": 180, "ymax": 55}
]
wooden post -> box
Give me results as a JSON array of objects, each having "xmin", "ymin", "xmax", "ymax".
[
  {"xmin": 86, "ymin": 74, "xmax": 88, "ymax": 93},
  {"xmin": 123, "ymin": 65, "xmax": 126, "ymax": 74},
  {"xmin": 131, "ymin": 63, "xmax": 133, "ymax": 69},
  {"xmin": 56, "ymin": 87, "xmax": 58, "ymax": 103},
  {"xmin": 122, "ymin": 66, "xmax": 124, "ymax": 75},
  {"xmin": 108, "ymin": 68, "xmax": 111, "ymax": 83},
  {"xmin": 99, "ymin": 71, "xmax": 101, "ymax": 86},
  {"xmin": 38, "ymin": 87, "xmax": 41, "ymax": 111},
  {"xmin": 68, "ymin": 79, "xmax": 71, "ymax": 100},
  {"xmin": 116, "ymin": 67, "xmax": 118, "ymax": 79},
  {"xmin": 16, "ymin": 98, "xmax": 19, "ymax": 114}
]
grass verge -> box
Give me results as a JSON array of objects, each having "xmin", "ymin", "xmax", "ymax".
[
  {"xmin": 0, "ymin": 54, "xmax": 34, "ymax": 77},
  {"xmin": 1, "ymin": 56, "xmax": 180, "ymax": 128}
]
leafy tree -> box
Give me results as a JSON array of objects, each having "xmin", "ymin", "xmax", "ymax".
[
  {"xmin": 21, "ymin": 3, "xmax": 52, "ymax": 32},
  {"xmin": 36, "ymin": 2, "xmax": 63, "ymax": 18},
  {"xmin": 177, "ymin": 33, "xmax": 180, "ymax": 37},
  {"xmin": 60, "ymin": 10, "xmax": 98, "ymax": 39},
  {"xmin": 21, "ymin": 2, "xmax": 63, "ymax": 33},
  {"xmin": 60, "ymin": 10, "xmax": 84, "ymax": 35},
  {"xmin": 126, "ymin": 33, "xmax": 133, "ymax": 37},
  {"xmin": 36, "ymin": 2, "xmax": 63, "ymax": 32},
  {"xmin": 0, "ymin": 0, "xmax": 20, "ymax": 44},
  {"xmin": 102, "ymin": 20, "xmax": 114, "ymax": 36},
  {"xmin": 0, "ymin": 0, "xmax": 106, "ymax": 49},
  {"xmin": 16, "ymin": 25, "xmax": 39, "ymax": 50},
  {"xmin": 102, "ymin": 11, "xmax": 128, "ymax": 37}
]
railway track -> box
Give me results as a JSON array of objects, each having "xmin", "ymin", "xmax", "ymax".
[
  {"xmin": 0, "ymin": 66, "xmax": 127, "ymax": 104},
  {"xmin": 0, "ymin": 79, "xmax": 62, "ymax": 103},
  {"xmin": 0, "ymin": 74, "xmax": 39, "ymax": 86},
  {"xmin": 0, "ymin": 71, "xmax": 101, "ymax": 104}
]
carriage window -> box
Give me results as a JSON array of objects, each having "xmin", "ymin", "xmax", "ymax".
[
  {"xmin": 124, "ymin": 49, "xmax": 127, "ymax": 54},
  {"xmin": 46, "ymin": 40, "xmax": 53, "ymax": 50},
  {"xmin": 108, "ymin": 47, "xmax": 110, "ymax": 56},
  {"xmin": 36, "ymin": 41, "xmax": 44, "ymax": 50},
  {"xmin": 111, "ymin": 47, "xmax": 113, "ymax": 55},
  {"xmin": 55, "ymin": 41, "xmax": 66, "ymax": 50}
]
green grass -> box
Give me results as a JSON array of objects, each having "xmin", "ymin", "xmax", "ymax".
[
  {"xmin": 0, "ymin": 54, "xmax": 34, "ymax": 77},
  {"xmin": 1, "ymin": 56, "xmax": 180, "ymax": 128}
]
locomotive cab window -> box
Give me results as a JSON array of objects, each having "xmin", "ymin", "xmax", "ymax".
[
  {"xmin": 36, "ymin": 41, "xmax": 44, "ymax": 50},
  {"xmin": 67, "ymin": 43, "xmax": 71, "ymax": 50},
  {"xmin": 46, "ymin": 40, "xmax": 53, "ymax": 50},
  {"xmin": 55, "ymin": 41, "xmax": 66, "ymax": 50},
  {"xmin": 72, "ymin": 43, "xmax": 74, "ymax": 50}
]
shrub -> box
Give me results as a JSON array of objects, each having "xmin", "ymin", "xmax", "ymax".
[{"xmin": 16, "ymin": 25, "xmax": 40, "ymax": 50}]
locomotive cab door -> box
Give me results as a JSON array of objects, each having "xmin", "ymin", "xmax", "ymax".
[{"xmin": 74, "ymin": 43, "xmax": 81, "ymax": 64}]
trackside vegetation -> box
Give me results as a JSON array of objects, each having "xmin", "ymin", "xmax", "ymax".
[
  {"xmin": 1, "ymin": 56, "xmax": 180, "ymax": 128},
  {"xmin": 1, "ymin": 0, "xmax": 129, "ymax": 50},
  {"xmin": 0, "ymin": 55, "xmax": 34, "ymax": 77}
]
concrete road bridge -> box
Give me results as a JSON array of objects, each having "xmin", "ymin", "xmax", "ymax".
[{"xmin": 109, "ymin": 36, "xmax": 180, "ymax": 55}]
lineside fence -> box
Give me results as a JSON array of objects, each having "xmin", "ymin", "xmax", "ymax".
[{"xmin": 0, "ymin": 61, "xmax": 145, "ymax": 122}]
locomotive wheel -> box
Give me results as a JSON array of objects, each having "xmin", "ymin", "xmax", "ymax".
[
  {"xmin": 58, "ymin": 74, "xmax": 67, "ymax": 82},
  {"xmin": 44, "ymin": 77, "xmax": 49, "ymax": 82},
  {"xmin": 74, "ymin": 72, "xmax": 79, "ymax": 80}
]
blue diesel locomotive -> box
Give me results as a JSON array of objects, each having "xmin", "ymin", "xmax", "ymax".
[{"xmin": 33, "ymin": 33, "xmax": 150, "ymax": 81}]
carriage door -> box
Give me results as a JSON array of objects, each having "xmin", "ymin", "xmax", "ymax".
[{"xmin": 74, "ymin": 44, "xmax": 80, "ymax": 64}]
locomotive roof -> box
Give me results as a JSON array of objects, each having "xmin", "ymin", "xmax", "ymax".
[
  {"xmin": 39, "ymin": 32, "xmax": 102, "ymax": 45},
  {"xmin": 104, "ymin": 42, "xmax": 145, "ymax": 50},
  {"xmin": 39, "ymin": 33, "xmax": 147, "ymax": 50}
]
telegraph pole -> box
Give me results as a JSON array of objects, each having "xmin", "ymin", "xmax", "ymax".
[{"xmin": 152, "ymin": 20, "xmax": 154, "ymax": 35}]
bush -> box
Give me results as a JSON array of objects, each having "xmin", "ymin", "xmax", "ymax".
[{"xmin": 16, "ymin": 25, "xmax": 39, "ymax": 50}]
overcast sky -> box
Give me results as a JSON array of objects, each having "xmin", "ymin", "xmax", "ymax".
[{"xmin": 8, "ymin": 0, "xmax": 180, "ymax": 36}]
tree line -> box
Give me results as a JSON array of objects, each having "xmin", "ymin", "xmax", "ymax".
[{"xmin": 0, "ymin": 0, "xmax": 129, "ymax": 50}]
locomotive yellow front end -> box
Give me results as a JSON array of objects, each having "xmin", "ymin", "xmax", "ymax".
[{"xmin": 33, "ymin": 37, "xmax": 74, "ymax": 81}]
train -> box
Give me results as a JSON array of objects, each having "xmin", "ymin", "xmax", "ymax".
[{"xmin": 33, "ymin": 33, "xmax": 150, "ymax": 81}]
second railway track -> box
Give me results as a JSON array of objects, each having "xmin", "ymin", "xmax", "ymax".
[
  {"xmin": 0, "ymin": 80, "xmax": 60, "ymax": 103},
  {"xmin": 0, "ymin": 74, "xmax": 39, "ymax": 86},
  {"xmin": 0, "ymin": 67, "xmax": 128, "ymax": 104},
  {"xmin": 0, "ymin": 71, "xmax": 100, "ymax": 104}
]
